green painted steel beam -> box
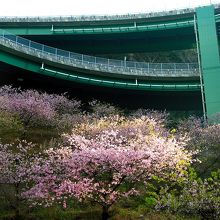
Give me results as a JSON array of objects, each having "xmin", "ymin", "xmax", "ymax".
[
  {"xmin": 196, "ymin": 6, "xmax": 220, "ymax": 117},
  {"xmin": 1, "ymin": 27, "xmax": 52, "ymax": 35},
  {"xmin": 1, "ymin": 23, "xmax": 194, "ymax": 35},
  {"xmin": 51, "ymin": 21, "xmax": 194, "ymax": 35},
  {"xmin": 0, "ymin": 17, "xmax": 196, "ymax": 53},
  {"xmin": 0, "ymin": 19, "xmax": 194, "ymax": 36},
  {"xmin": 0, "ymin": 11, "xmax": 219, "ymax": 38},
  {"xmin": 1, "ymin": 12, "xmax": 220, "ymax": 37},
  {"xmin": 40, "ymin": 67, "xmax": 200, "ymax": 91},
  {"xmin": 0, "ymin": 49, "xmax": 200, "ymax": 92}
]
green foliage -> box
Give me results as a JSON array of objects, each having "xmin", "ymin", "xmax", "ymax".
[
  {"xmin": 145, "ymin": 197, "xmax": 157, "ymax": 208},
  {"xmin": 0, "ymin": 110, "xmax": 24, "ymax": 142},
  {"xmin": 156, "ymin": 169, "xmax": 220, "ymax": 219},
  {"xmin": 0, "ymin": 206, "xmax": 101, "ymax": 220}
]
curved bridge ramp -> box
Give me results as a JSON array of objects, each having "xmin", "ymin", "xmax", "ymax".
[{"xmin": 0, "ymin": 29, "xmax": 200, "ymax": 91}]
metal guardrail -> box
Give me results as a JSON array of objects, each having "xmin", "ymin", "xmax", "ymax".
[
  {"xmin": 0, "ymin": 29, "xmax": 199, "ymax": 78},
  {"xmin": 0, "ymin": 4, "xmax": 219, "ymax": 23},
  {"xmin": 0, "ymin": 8, "xmax": 195, "ymax": 23}
]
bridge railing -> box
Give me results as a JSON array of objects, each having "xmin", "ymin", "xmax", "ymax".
[
  {"xmin": 0, "ymin": 4, "xmax": 220, "ymax": 23},
  {"xmin": 0, "ymin": 8, "xmax": 196, "ymax": 23},
  {"xmin": 0, "ymin": 29, "xmax": 199, "ymax": 78}
]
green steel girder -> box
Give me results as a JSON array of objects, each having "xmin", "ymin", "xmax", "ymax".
[
  {"xmin": 0, "ymin": 13, "xmax": 198, "ymax": 53},
  {"xmin": 196, "ymin": 6, "xmax": 220, "ymax": 117},
  {"xmin": 0, "ymin": 10, "xmax": 219, "ymax": 55},
  {"xmin": 1, "ymin": 13, "xmax": 220, "ymax": 37},
  {"xmin": 0, "ymin": 21, "xmax": 194, "ymax": 35},
  {"xmin": 0, "ymin": 15, "xmax": 195, "ymax": 34},
  {"xmin": 0, "ymin": 48, "xmax": 200, "ymax": 92}
]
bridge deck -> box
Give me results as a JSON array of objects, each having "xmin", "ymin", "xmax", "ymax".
[{"xmin": 0, "ymin": 29, "xmax": 200, "ymax": 91}]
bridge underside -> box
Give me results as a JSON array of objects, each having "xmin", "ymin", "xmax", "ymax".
[
  {"xmin": 14, "ymin": 28, "xmax": 196, "ymax": 54},
  {"xmin": 0, "ymin": 61, "xmax": 202, "ymax": 112}
]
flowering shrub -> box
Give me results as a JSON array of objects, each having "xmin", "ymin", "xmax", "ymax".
[
  {"xmin": 130, "ymin": 109, "xmax": 168, "ymax": 126},
  {"xmin": 88, "ymin": 100, "xmax": 122, "ymax": 118},
  {"xmin": 0, "ymin": 85, "xmax": 81, "ymax": 129},
  {"xmin": 0, "ymin": 141, "xmax": 37, "ymax": 185},
  {"xmin": 0, "ymin": 141, "xmax": 38, "ymax": 217},
  {"xmin": 55, "ymin": 113, "xmax": 86, "ymax": 133},
  {"xmin": 0, "ymin": 86, "xmax": 54, "ymax": 126},
  {"xmin": 70, "ymin": 113, "xmax": 169, "ymax": 141},
  {"xmin": 178, "ymin": 116, "xmax": 220, "ymax": 175}
]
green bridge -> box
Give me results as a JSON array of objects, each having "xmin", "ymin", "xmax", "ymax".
[{"xmin": 0, "ymin": 5, "xmax": 220, "ymax": 118}]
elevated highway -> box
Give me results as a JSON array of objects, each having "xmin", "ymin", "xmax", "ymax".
[
  {"xmin": 0, "ymin": 7, "xmax": 200, "ymax": 53},
  {"xmin": 0, "ymin": 5, "xmax": 220, "ymax": 117},
  {"xmin": 0, "ymin": 29, "xmax": 199, "ymax": 91},
  {"xmin": 0, "ymin": 5, "xmax": 220, "ymax": 54}
]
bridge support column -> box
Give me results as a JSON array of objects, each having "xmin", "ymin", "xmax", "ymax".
[{"xmin": 196, "ymin": 5, "xmax": 220, "ymax": 118}]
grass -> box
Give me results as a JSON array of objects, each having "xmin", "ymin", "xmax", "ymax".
[
  {"xmin": 0, "ymin": 126, "xmax": 60, "ymax": 144},
  {"xmin": 0, "ymin": 206, "xmax": 202, "ymax": 220}
]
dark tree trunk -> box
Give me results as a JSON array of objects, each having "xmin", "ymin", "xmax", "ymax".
[
  {"xmin": 14, "ymin": 209, "xmax": 21, "ymax": 220},
  {"xmin": 102, "ymin": 206, "xmax": 109, "ymax": 220},
  {"xmin": 14, "ymin": 183, "xmax": 21, "ymax": 220}
]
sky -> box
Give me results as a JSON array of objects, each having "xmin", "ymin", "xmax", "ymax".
[{"xmin": 0, "ymin": 0, "xmax": 219, "ymax": 17}]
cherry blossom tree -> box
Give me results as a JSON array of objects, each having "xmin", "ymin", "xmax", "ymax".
[
  {"xmin": 23, "ymin": 117, "xmax": 193, "ymax": 220},
  {"xmin": 0, "ymin": 141, "xmax": 37, "ymax": 218},
  {"xmin": 0, "ymin": 85, "xmax": 81, "ymax": 128}
]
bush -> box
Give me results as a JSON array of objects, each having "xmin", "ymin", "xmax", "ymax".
[
  {"xmin": 88, "ymin": 100, "xmax": 122, "ymax": 118},
  {"xmin": 0, "ymin": 86, "xmax": 81, "ymax": 131},
  {"xmin": 156, "ymin": 170, "xmax": 220, "ymax": 219}
]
